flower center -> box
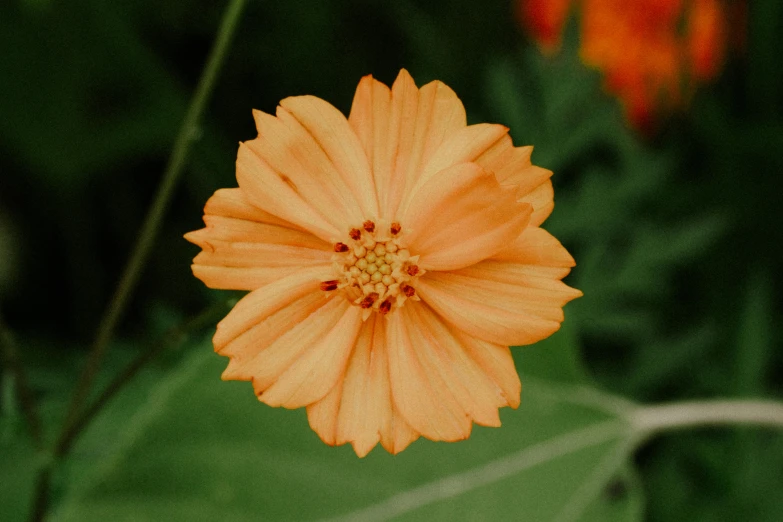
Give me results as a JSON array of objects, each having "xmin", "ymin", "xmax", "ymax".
[{"xmin": 320, "ymin": 220, "xmax": 423, "ymax": 317}]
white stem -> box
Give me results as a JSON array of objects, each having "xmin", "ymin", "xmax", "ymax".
[{"xmin": 631, "ymin": 400, "xmax": 783, "ymax": 436}]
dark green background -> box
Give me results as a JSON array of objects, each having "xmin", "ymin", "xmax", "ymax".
[{"xmin": 1, "ymin": 0, "xmax": 782, "ymax": 520}]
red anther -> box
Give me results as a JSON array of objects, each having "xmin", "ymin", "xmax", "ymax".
[
  {"xmin": 406, "ymin": 265, "xmax": 419, "ymax": 276},
  {"xmin": 379, "ymin": 299, "xmax": 392, "ymax": 315},
  {"xmin": 334, "ymin": 242, "xmax": 349, "ymax": 253},
  {"xmin": 349, "ymin": 228, "xmax": 362, "ymax": 241},
  {"xmin": 390, "ymin": 222, "xmax": 402, "ymax": 235},
  {"xmin": 363, "ymin": 220, "xmax": 376, "ymax": 233},
  {"xmin": 359, "ymin": 292, "xmax": 379, "ymax": 309},
  {"xmin": 319, "ymin": 280, "xmax": 339, "ymax": 291},
  {"xmin": 400, "ymin": 283, "xmax": 416, "ymax": 297}
]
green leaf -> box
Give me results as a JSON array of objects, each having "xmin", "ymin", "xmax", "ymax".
[
  {"xmin": 0, "ymin": 422, "xmax": 42, "ymax": 522},
  {"xmin": 55, "ymin": 344, "xmax": 640, "ymax": 522},
  {"xmin": 515, "ymin": 319, "xmax": 591, "ymax": 385}
]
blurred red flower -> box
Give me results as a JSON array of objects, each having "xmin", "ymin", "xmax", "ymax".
[{"xmin": 516, "ymin": 0, "xmax": 732, "ymax": 131}]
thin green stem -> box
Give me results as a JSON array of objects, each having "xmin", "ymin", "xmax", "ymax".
[
  {"xmin": 0, "ymin": 311, "xmax": 43, "ymax": 449},
  {"xmin": 28, "ymin": 2, "xmax": 248, "ymax": 520},
  {"xmin": 58, "ymin": 0, "xmax": 248, "ymax": 452},
  {"xmin": 631, "ymin": 399, "xmax": 783, "ymax": 439},
  {"xmin": 56, "ymin": 299, "xmax": 234, "ymax": 457}
]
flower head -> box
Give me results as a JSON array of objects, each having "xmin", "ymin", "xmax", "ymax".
[
  {"xmin": 185, "ymin": 70, "xmax": 581, "ymax": 456},
  {"xmin": 517, "ymin": 0, "xmax": 731, "ymax": 131}
]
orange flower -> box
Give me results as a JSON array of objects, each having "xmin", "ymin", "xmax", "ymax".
[
  {"xmin": 518, "ymin": 0, "xmax": 730, "ymax": 130},
  {"xmin": 516, "ymin": 0, "xmax": 573, "ymax": 54},
  {"xmin": 185, "ymin": 70, "xmax": 581, "ymax": 456}
]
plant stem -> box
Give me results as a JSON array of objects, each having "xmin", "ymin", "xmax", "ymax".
[
  {"xmin": 56, "ymin": 299, "xmax": 234, "ymax": 457},
  {"xmin": 0, "ymin": 312, "xmax": 43, "ymax": 449},
  {"xmin": 631, "ymin": 399, "xmax": 783, "ymax": 437},
  {"xmin": 28, "ymin": 1, "xmax": 248, "ymax": 520},
  {"xmin": 58, "ymin": 0, "xmax": 248, "ymax": 452}
]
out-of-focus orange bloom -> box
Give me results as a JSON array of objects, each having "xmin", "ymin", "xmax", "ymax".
[
  {"xmin": 517, "ymin": 0, "xmax": 573, "ymax": 53},
  {"xmin": 517, "ymin": 0, "xmax": 732, "ymax": 131}
]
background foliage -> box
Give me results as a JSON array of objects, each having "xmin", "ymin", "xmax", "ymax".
[{"xmin": 1, "ymin": 0, "xmax": 781, "ymax": 520}]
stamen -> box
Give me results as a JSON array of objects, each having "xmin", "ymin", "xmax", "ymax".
[
  {"xmin": 332, "ymin": 220, "xmax": 422, "ymax": 315},
  {"xmin": 320, "ymin": 280, "xmax": 339, "ymax": 291},
  {"xmin": 359, "ymin": 292, "xmax": 379, "ymax": 309}
]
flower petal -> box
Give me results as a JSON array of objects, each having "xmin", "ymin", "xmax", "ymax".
[
  {"xmin": 349, "ymin": 70, "xmax": 468, "ymax": 219},
  {"xmin": 415, "ymin": 226, "xmax": 581, "ymax": 346},
  {"xmin": 198, "ymin": 187, "xmax": 298, "ymax": 229},
  {"xmin": 278, "ymin": 96, "xmax": 379, "ymax": 220},
  {"xmin": 219, "ymin": 291, "xmax": 326, "ymax": 380},
  {"xmin": 453, "ymin": 331, "xmax": 522, "ymax": 408},
  {"xmin": 236, "ymin": 142, "xmax": 341, "ymax": 242},
  {"xmin": 399, "ymin": 162, "xmax": 532, "ymax": 271},
  {"xmin": 385, "ymin": 307, "xmax": 472, "ymax": 442},
  {"xmin": 473, "ymin": 135, "xmax": 554, "ymax": 226},
  {"xmin": 407, "ymin": 304, "xmax": 510, "ymax": 427},
  {"xmin": 348, "ymin": 75, "xmax": 394, "ymax": 218},
  {"xmin": 405, "ymin": 123, "xmax": 509, "ymax": 201},
  {"xmin": 246, "ymin": 109, "xmax": 365, "ymax": 231},
  {"xmin": 185, "ymin": 189, "xmax": 333, "ymax": 290},
  {"xmin": 212, "ymin": 266, "xmax": 334, "ymax": 354},
  {"xmin": 521, "ymin": 179, "xmax": 555, "ymax": 227},
  {"xmin": 258, "ymin": 299, "xmax": 364, "ymax": 409},
  {"xmin": 307, "ymin": 316, "xmax": 419, "ymax": 457},
  {"xmin": 415, "ymin": 278, "xmax": 560, "ymax": 347},
  {"xmin": 223, "ymin": 295, "xmax": 361, "ymax": 410},
  {"xmin": 492, "ymin": 225, "xmax": 576, "ymax": 266}
]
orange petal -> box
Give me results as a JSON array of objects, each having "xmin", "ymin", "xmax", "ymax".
[
  {"xmin": 185, "ymin": 189, "xmax": 333, "ymax": 291},
  {"xmin": 307, "ymin": 316, "xmax": 419, "ymax": 457},
  {"xmin": 407, "ymin": 304, "xmax": 509, "ymax": 427},
  {"xmin": 392, "ymin": 79, "xmax": 468, "ymax": 215},
  {"xmin": 423, "ymin": 266, "xmax": 580, "ymax": 327},
  {"xmin": 188, "ymin": 215, "xmax": 328, "ymax": 250},
  {"xmin": 200, "ymin": 187, "xmax": 298, "ymax": 229},
  {"xmin": 236, "ymin": 142, "xmax": 341, "ymax": 242},
  {"xmin": 453, "ymin": 331, "xmax": 521, "ymax": 408},
  {"xmin": 473, "ymin": 134, "xmax": 554, "ymax": 225},
  {"xmin": 191, "ymin": 240, "xmax": 330, "ymax": 269},
  {"xmin": 212, "ymin": 266, "xmax": 333, "ymax": 352},
  {"xmin": 405, "ymin": 123, "xmax": 509, "ymax": 203},
  {"xmin": 349, "ymin": 70, "xmax": 468, "ymax": 219},
  {"xmin": 259, "ymin": 299, "xmax": 363, "ymax": 408},
  {"xmin": 385, "ymin": 307, "xmax": 471, "ymax": 441},
  {"xmin": 220, "ymin": 291, "xmax": 326, "ymax": 379},
  {"xmin": 415, "ymin": 226, "xmax": 580, "ymax": 346},
  {"xmin": 399, "ymin": 162, "xmax": 532, "ymax": 271},
  {"xmin": 277, "ymin": 96, "xmax": 379, "ymax": 220},
  {"xmin": 247, "ymin": 109, "xmax": 365, "ymax": 231},
  {"xmin": 222, "ymin": 296, "xmax": 355, "ymax": 405},
  {"xmin": 348, "ymin": 75, "xmax": 395, "ymax": 219},
  {"xmin": 521, "ymin": 178, "xmax": 554, "ymax": 227},
  {"xmin": 492, "ymin": 226, "xmax": 576, "ymax": 266},
  {"xmin": 191, "ymin": 264, "xmax": 325, "ymax": 291},
  {"xmin": 416, "ymin": 275, "xmax": 562, "ymax": 346}
]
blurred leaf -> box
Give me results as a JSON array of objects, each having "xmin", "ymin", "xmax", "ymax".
[
  {"xmin": 515, "ymin": 319, "xmax": 591, "ymax": 385},
  {"xmin": 0, "ymin": 422, "xmax": 41, "ymax": 522},
  {"xmin": 0, "ymin": 2, "xmax": 184, "ymax": 184},
  {"xmin": 734, "ymin": 267, "xmax": 774, "ymax": 396},
  {"xmin": 54, "ymin": 344, "xmax": 641, "ymax": 522}
]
